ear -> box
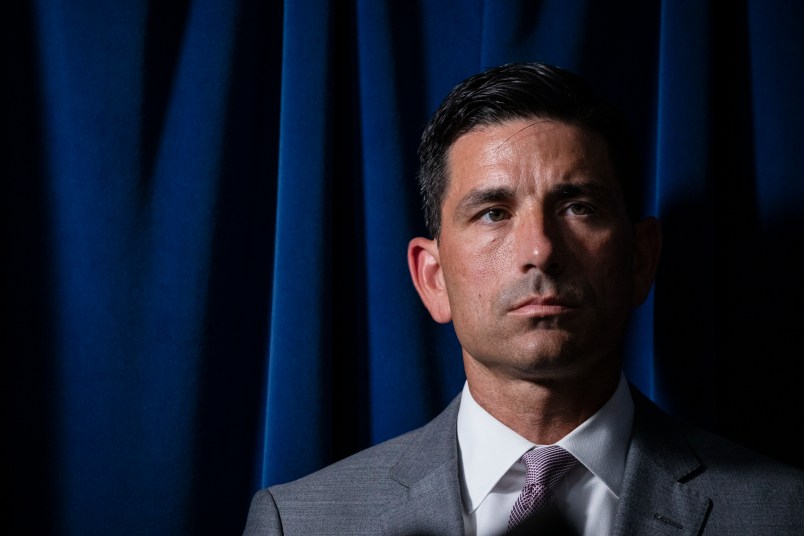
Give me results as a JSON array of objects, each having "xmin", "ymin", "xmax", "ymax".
[
  {"xmin": 407, "ymin": 237, "xmax": 452, "ymax": 323},
  {"xmin": 632, "ymin": 217, "xmax": 662, "ymax": 306}
]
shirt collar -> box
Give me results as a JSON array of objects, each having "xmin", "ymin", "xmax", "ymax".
[{"xmin": 456, "ymin": 373, "xmax": 634, "ymax": 514}]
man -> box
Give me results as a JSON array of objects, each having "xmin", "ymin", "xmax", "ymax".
[{"xmin": 243, "ymin": 62, "xmax": 804, "ymax": 535}]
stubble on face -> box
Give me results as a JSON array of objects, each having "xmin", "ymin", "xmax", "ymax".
[{"xmin": 437, "ymin": 119, "xmax": 636, "ymax": 390}]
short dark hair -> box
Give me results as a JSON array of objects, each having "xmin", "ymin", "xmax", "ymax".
[{"xmin": 417, "ymin": 62, "xmax": 642, "ymax": 239}]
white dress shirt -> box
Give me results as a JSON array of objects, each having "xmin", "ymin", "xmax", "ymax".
[{"xmin": 456, "ymin": 373, "xmax": 634, "ymax": 536}]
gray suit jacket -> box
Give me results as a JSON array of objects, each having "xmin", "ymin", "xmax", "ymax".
[{"xmin": 243, "ymin": 386, "xmax": 804, "ymax": 535}]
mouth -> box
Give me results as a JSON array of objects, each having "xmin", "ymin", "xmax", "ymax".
[{"xmin": 508, "ymin": 296, "xmax": 577, "ymax": 318}]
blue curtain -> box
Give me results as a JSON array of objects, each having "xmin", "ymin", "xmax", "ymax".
[{"xmin": 5, "ymin": 1, "xmax": 803, "ymax": 534}]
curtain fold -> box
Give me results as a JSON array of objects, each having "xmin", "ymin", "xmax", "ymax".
[
  {"xmin": 4, "ymin": 1, "xmax": 803, "ymax": 534},
  {"xmin": 264, "ymin": 0, "xmax": 334, "ymax": 488}
]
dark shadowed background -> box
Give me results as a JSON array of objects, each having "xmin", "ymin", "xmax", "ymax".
[{"xmin": 4, "ymin": 1, "xmax": 803, "ymax": 534}]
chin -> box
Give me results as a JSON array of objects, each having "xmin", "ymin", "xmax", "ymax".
[{"xmin": 515, "ymin": 354, "xmax": 577, "ymax": 374}]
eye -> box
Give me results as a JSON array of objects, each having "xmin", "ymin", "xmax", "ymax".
[
  {"xmin": 479, "ymin": 208, "xmax": 509, "ymax": 223},
  {"xmin": 565, "ymin": 202, "xmax": 596, "ymax": 216}
]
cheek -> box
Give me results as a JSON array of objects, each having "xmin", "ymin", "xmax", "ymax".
[
  {"xmin": 469, "ymin": 234, "xmax": 510, "ymax": 272},
  {"xmin": 443, "ymin": 237, "xmax": 509, "ymax": 303},
  {"xmin": 583, "ymin": 235, "xmax": 635, "ymax": 300}
]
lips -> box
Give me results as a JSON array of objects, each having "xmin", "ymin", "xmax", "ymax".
[{"xmin": 508, "ymin": 295, "xmax": 576, "ymax": 317}]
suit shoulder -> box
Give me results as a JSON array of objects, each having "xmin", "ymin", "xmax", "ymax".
[
  {"xmin": 684, "ymin": 421, "xmax": 804, "ymax": 482},
  {"xmin": 268, "ymin": 393, "xmax": 461, "ymax": 500},
  {"xmin": 631, "ymin": 385, "xmax": 804, "ymax": 487},
  {"xmin": 277, "ymin": 425, "xmax": 421, "ymax": 492},
  {"xmin": 622, "ymin": 386, "xmax": 804, "ymax": 533},
  {"xmin": 246, "ymin": 395, "xmax": 462, "ymax": 535}
]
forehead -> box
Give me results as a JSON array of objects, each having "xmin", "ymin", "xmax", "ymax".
[
  {"xmin": 449, "ymin": 118, "xmax": 611, "ymax": 176},
  {"xmin": 442, "ymin": 119, "xmax": 619, "ymax": 206}
]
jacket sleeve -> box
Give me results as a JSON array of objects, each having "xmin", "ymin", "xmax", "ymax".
[{"xmin": 242, "ymin": 489, "xmax": 283, "ymax": 536}]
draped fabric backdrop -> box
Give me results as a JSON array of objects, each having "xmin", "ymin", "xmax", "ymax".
[{"xmin": 4, "ymin": 1, "xmax": 803, "ymax": 534}]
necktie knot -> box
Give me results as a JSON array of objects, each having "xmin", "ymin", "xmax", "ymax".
[{"xmin": 508, "ymin": 445, "xmax": 578, "ymax": 530}]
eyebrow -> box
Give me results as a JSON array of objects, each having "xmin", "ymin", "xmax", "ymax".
[
  {"xmin": 453, "ymin": 181, "xmax": 617, "ymax": 221},
  {"xmin": 453, "ymin": 186, "xmax": 515, "ymax": 221},
  {"xmin": 552, "ymin": 181, "xmax": 615, "ymax": 201}
]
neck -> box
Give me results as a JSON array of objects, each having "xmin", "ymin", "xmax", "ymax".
[{"xmin": 463, "ymin": 356, "xmax": 621, "ymax": 445}]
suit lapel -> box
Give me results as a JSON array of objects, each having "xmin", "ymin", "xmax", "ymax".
[
  {"xmin": 381, "ymin": 395, "xmax": 465, "ymax": 536},
  {"xmin": 377, "ymin": 387, "xmax": 716, "ymax": 535},
  {"xmin": 611, "ymin": 388, "xmax": 711, "ymax": 535}
]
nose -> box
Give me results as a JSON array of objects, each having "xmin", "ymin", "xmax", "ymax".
[{"xmin": 516, "ymin": 210, "xmax": 563, "ymax": 275}]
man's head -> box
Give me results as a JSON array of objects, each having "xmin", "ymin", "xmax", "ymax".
[
  {"xmin": 407, "ymin": 62, "xmax": 660, "ymax": 388},
  {"xmin": 417, "ymin": 62, "xmax": 642, "ymax": 241}
]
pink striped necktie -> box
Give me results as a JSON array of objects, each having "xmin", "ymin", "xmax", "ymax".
[{"xmin": 507, "ymin": 445, "xmax": 579, "ymax": 530}]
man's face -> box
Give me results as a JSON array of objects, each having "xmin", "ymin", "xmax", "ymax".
[{"xmin": 426, "ymin": 119, "xmax": 652, "ymax": 381}]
